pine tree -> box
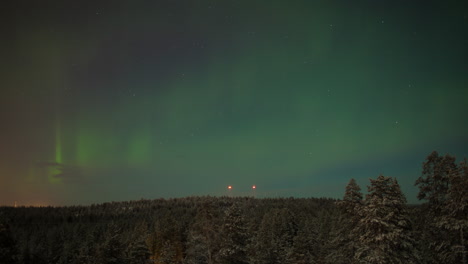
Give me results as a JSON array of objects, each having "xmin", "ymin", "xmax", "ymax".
[
  {"xmin": 415, "ymin": 151, "xmax": 463, "ymax": 263},
  {"xmin": 415, "ymin": 151, "xmax": 457, "ymax": 214},
  {"xmin": 251, "ymin": 208, "xmax": 297, "ymax": 264},
  {"xmin": 341, "ymin": 178, "xmax": 363, "ymax": 215},
  {"xmin": 437, "ymin": 159, "xmax": 468, "ymax": 264},
  {"xmin": 146, "ymin": 220, "xmax": 164, "ymax": 263},
  {"xmin": 128, "ymin": 237, "xmax": 150, "ymax": 264},
  {"xmin": 161, "ymin": 224, "xmax": 185, "ymax": 264},
  {"xmin": 286, "ymin": 218, "xmax": 317, "ymax": 264},
  {"xmin": 315, "ymin": 209, "xmax": 338, "ymax": 263},
  {"xmin": 125, "ymin": 221, "xmax": 150, "ymax": 264},
  {"xmin": 185, "ymin": 202, "xmax": 220, "ymax": 264},
  {"xmin": 159, "ymin": 240, "xmax": 178, "ymax": 264},
  {"xmin": 355, "ymin": 175, "xmax": 418, "ymax": 264},
  {"xmin": 217, "ymin": 203, "xmax": 249, "ymax": 264},
  {"xmin": 328, "ymin": 178, "xmax": 363, "ymax": 264},
  {"xmin": 76, "ymin": 226, "xmax": 102, "ymax": 264},
  {"xmin": 97, "ymin": 225, "xmax": 124, "ymax": 264}
]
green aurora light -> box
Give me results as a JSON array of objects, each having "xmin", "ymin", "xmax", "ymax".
[{"xmin": 0, "ymin": 0, "xmax": 467, "ymax": 205}]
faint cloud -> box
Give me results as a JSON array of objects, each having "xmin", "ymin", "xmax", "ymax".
[{"xmin": 35, "ymin": 161, "xmax": 83, "ymax": 183}]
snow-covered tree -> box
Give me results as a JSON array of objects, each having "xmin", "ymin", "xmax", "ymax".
[
  {"xmin": 146, "ymin": 220, "xmax": 164, "ymax": 262},
  {"xmin": 327, "ymin": 178, "xmax": 363, "ymax": 264},
  {"xmin": 436, "ymin": 159, "xmax": 468, "ymax": 264},
  {"xmin": 75, "ymin": 227, "xmax": 101, "ymax": 264},
  {"xmin": 355, "ymin": 175, "xmax": 419, "ymax": 264},
  {"xmin": 128, "ymin": 236, "xmax": 150, "ymax": 264},
  {"xmin": 158, "ymin": 240, "xmax": 178, "ymax": 264},
  {"xmin": 286, "ymin": 217, "xmax": 317, "ymax": 264},
  {"xmin": 251, "ymin": 208, "xmax": 297, "ymax": 264},
  {"xmin": 217, "ymin": 203, "xmax": 249, "ymax": 264},
  {"xmin": 415, "ymin": 151, "xmax": 465, "ymax": 263},
  {"xmin": 341, "ymin": 178, "xmax": 363, "ymax": 214},
  {"xmin": 185, "ymin": 202, "xmax": 220, "ymax": 264},
  {"xmin": 123, "ymin": 221, "xmax": 150, "ymax": 264},
  {"xmin": 97, "ymin": 225, "xmax": 124, "ymax": 264},
  {"xmin": 415, "ymin": 151, "xmax": 457, "ymax": 214}
]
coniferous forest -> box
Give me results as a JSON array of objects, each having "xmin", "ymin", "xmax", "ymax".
[{"xmin": 0, "ymin": 151, "xmax": 466, "ymax": 264}]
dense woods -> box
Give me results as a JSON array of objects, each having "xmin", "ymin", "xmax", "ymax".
[{"xmin": 0, "ymin": 151, "xmax": 466, "ymax": 264}]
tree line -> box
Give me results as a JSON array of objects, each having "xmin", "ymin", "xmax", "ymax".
[{"xmin": 0, "ymin": 151, "xmax": 466, "ymax": 264}]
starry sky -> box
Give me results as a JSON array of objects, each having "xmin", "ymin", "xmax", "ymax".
[{"xmin": 1, "ymin": 0, "xmax": 467, "ymax": 206}]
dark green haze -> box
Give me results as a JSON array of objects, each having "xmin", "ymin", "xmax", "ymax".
[{"xmin": 1, "ymin": 1, "xmax": 467, "ymax": 205}]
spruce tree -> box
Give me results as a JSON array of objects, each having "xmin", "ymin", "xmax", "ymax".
[
  {"xmin": 146, "ymin": 220, "xmax": 164, "ymax": 262},
  {"xmin": 159, "ymin": 240, "xmax": 178, "ymax": 264},
  {"xmin": 415, "ymin": 151, "xmax": 457, "ymax": 214},
  {"xmin": 437, "ymin": 159, "xmax": 468, "ymax": 264},
  {"xmin": 128, "ymin": 236, "xmax": 150, "ymax": 264},
  {"xmin": 217, "ymin": 203, "xmax": 249, "ymax": 264},
  {"xmin": 415, "ymin": 151, "xmax": 463, "ymax": 263},
  {"xmin": 125, "ymin": 221, "xmax": 150, "ymax": 264},
  {"xmin": 185, "ymin": 202, "xmax": 220, "ymax": 264},
  {"xmin": 98, "ymin": 225, "xmax": 124, "ymax": 264},
  {"xmin": 251, "ymin": 208, "xmax": 297, "ymax": 264},
  {"xmin": 286, "ymin": 218, "xmax": 317, "ymax": 264},
  {"xmin": 355, "ymin": 175, "xmax": 418, "ymax": 264},
  {"xmin": 328, "ymin": 178, "xmax": 363, "ymax": 264},
  {"xmin": 342, "ymin": 178, "xmax": 363, "ymax": 214}
]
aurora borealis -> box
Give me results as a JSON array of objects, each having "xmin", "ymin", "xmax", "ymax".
[{"xmin": 1, "ymin": 1, "xmax": 467, "ymax": 205}]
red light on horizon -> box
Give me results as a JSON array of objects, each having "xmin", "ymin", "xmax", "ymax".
[
  {"xmin": 252, "ymin": 185, "xmax": 256, "ymax": 189},
  {"xmin": 228, "ymin": 185, "xmax": 232, "ymax": 190}
]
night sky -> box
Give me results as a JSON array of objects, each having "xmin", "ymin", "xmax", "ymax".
[{"xmin": 1, "ymin": 1, "xmax": 467, "ymax": 206}]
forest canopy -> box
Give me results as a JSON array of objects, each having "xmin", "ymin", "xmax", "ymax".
[{"xmin": 0, "ymin": 151, "xmax": 466, "ymax": 264}]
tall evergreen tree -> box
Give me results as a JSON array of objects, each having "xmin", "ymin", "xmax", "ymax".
[
  {"xmin": 126, "ymin": 221, "xmax": 150, "ymax": 264},
  {"xmin": 328, "ymin": 178, "xmax": 363, "ymax": 264},
  {"xmin": 97, "ymin": 225, "xmax": 124, "ymax": 264},
  {"xmin": 251, "ymin": 208, "xmax": 297, "ymax": 264},
  {"xmin": 146, "ymin": 220, "xmax": 164, "ymax": 263},
  {"xmin": 415, "ymin": 151, "xmax": 457, "ymax": 213},
  {"xmin": 415, "ymin": 151, "xmax": 464, "ymax": 263},
  {"xmin": 286, "ymin": 217, "xmax": 318, "ymax": 264},
  {"xmin": 159, "ymin": 240, "xmax": 178, "ymax": 264},
  {"xmin": 342, "ymin": 178, "xmax": 363, "ymax": 214},
  {"xmin": 356, "ymin": 175, "xmax": 418, "ymax": 264},
  {"xmin": 185, "ymin": 202, "xmax": 220, "ymax": 264},
  {"xmin": 128, "ymin": 237, "xmax": 150, "ymax": 264},
  {"xmin": 437, "ymin": 159, "xmax": 468, "ymax": 264},
  {"xmin": 217, "ymin": 203, "xmax": 249, "ymax": 264}
]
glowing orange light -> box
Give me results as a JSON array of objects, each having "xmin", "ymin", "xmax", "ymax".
[
  {"xmin": 252, "ymin": 185, "xmax": 256, "ymax": 189},
  {"xmin": 228, "ymin": 185, "xmax": 232, "ymax": 189}
]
